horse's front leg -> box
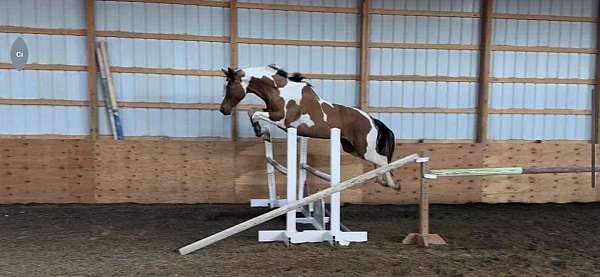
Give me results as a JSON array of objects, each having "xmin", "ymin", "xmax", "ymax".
[{"xmin": 248, "ymin": 109, "xmax": 278, "ymax": 138}]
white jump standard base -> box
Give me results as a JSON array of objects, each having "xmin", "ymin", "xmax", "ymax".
[{"xmin": 255, "ymin": 127, "xmax": 367, "ymax": 246}]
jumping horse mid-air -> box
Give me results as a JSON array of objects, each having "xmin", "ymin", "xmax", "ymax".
[{"xmin": 218, "ymin": 65, "xmax": 398, "ymax": 189}]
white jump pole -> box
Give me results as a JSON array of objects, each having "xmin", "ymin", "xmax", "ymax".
[
  {"xmin": 330, "ymin": 128, "xmax": 341, "ymax": 236},
  {"xmin": 286, "ymin": 128, "xmax": 297, "ymax": 237},
  {"xmin": 178, "ymin": 153, "xmax": 420, "ymax": 255},
  {"xmin": 265, "ymin": 139, "xmax": 277, "ymax": 207}
]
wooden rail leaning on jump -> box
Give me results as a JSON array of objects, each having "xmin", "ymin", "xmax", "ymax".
[
  {"xmin": 178, "ymin": 151, "xmax": 421, "ymax": 255},
  {"xmin": 403, "ymin": 161, "xmax": 600, "ymax": 247}
]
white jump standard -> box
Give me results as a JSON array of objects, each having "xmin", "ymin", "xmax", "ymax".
[{"xmin": 254, "ymin": 127, "xmax": 367, "ymax": 246}]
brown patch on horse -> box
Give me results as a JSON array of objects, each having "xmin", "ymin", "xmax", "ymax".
[
  {"xmin": 247, "ymin": 76, "xmax": 286, "ymax": 121},
  {"xmin": 320, "ymin": 103, "xmax": 372, "ymax": 158}
]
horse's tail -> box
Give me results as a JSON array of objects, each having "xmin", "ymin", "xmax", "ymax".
[{"xmin": 372, "ymin": 118, "xmax": 395, "ymax": 163}]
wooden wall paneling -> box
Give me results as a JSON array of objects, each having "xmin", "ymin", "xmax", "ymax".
[
  {"xmin": 482, "ymin": 143, "xmax": 597, "ymax": 203},
  {"xmin": 0, "ymin": 139, "xmax": 95, "ymax": 203}
]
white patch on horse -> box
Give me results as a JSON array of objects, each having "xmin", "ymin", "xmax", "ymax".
[
  {"xmin": 239, "ymin": 67, "xmax": 278, "ymax": 91},
  {"xmin": 319, "ymin": 100, "xmax": 332, "ymax": 122},
  {"xmin": 290, "ymin": 114, "xmax": 315, "ymax": 128},
  {"xmin": 351, "ymin": 107, "xmax": 388, "ymax": 165}
]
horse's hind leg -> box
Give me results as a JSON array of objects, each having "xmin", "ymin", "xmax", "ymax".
[{"xmin": 369, "ymin": 154, "xmax": 399, "ymax": 190}]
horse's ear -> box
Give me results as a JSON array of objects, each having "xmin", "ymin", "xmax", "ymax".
[
  {"xmin": 235, "ymin": 69, "xmax": 245, "ymax": 78},
  {"xmin": 227, "ymin": 67, "xmax": 236, "ymax": 75},
  {"xmin": 221, "ymin": 68, "xmax": 228, "ymax": 76}
]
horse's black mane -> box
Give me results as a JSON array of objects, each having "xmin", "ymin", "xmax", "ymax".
[{"xmin": 268, "ymin": 64, "xmax": 312, "ymax": 86}]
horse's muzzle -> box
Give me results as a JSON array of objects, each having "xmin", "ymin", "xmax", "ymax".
[{"xmin": 220, "ymin": 106, "xmax": 231, "ymax": 115}]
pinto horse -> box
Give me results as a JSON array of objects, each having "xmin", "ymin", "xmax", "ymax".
[{"xmin": 219, "ymin": 66, "xmax": 398, "ymax": 189}]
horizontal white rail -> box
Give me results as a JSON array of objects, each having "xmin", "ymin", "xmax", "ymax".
[
  {"xmin": 301, "ymin": 164, "xmax": 331, "ymax": 181},
  {"xmin": 265, "ymin": 157, "xmax": 287, "ymax": 175}
]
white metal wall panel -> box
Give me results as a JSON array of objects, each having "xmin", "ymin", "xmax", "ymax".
[
  {"xmin": 369, "ymin": 81, "xmax": 477, "ymax": 108},
  {"xmin": 490, "ymin": 83, "xmax": 592, "ymax": 110},
  {"xmin": 370, "ymin": 49, "xmax": 479, "ymax": 76},
  {"xmin": 238, "ymin": 44, "xmax": 358, "ymax": 74},
  {"xmin": 98, "ymin": 108, "xmax": 231, "ymax": 138},
  {"xmin": 494, "ymin": 0, "xmax": 598, "ymax": 16},
  {"xmin": 96, "ymin": 1, "xmax": 229, "ymax": 36},
  {"xmin": 0, "ymin": 1, "xmax": 87, "ymax": 136},
  {"xmin": 0, "ymin": 105, "xmax": 88, "ymax": 135},
  {"xmin": 238, "ymin": 9, "xmax": 359, "ymax": 41},
  {"xmin": 368, "ymin": 0, "xmax": 479, "ymax": 140},
  {"xmin": 238, "ymin": 0, "xmax": 359, "ymax": 8},
  {"xmin": 489, "ymin": 114, "xmax": 590, "ymax": 140},
  {"xmin": 370, "ymin": 112, "xmax": 477, "ymax": 139},
  {"xmin": 491, "ymin": 52, "xmax": 595, "ymax": 79},
  {"xmin": 489, "ymin": 0, "xmax": 597, "ymax": 140},
  {"xmin": 370, "ymin": 16, "xmax": 480, "ymax": 44},
  {"xmin": 95, "ymin": 1, "xmax": 231, "ymax": 138},
  {"xmin": 0, "ymin": 69, "xmax": 87, "ymax": 100},
  {"xmin": 371, "ymin": 0, "xmax": 481, "ymax": 11},
  {"xmin": 99, "ymin": 37, "xmax": 230, "ymax": 70},
  {"xmin": 0, "ymin": 33, "xmax": 87, "ymax": 65},
  {"xmin": 107, "ymin": 73, "xmax": 225, "ymax": 104},
  {"xmin": 494, "ymin": 20, "xmax": 596, "ymax": 48},
  {"xmin": 0, "ymin": 0, "xmax": 86, "ymax": 29}
]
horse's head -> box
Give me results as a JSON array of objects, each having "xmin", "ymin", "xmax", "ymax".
[{"xmin": 220, "ymin": 67, "xmax": 246, "ymax": 115}]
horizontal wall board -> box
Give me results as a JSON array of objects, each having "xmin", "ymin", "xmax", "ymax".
[
  {"xmin": 97, "ymin": 30, "xmax": 228, "ymax": 42},
  {"xmin": 0, "ymin": 26, "xmax": 85, "ymax": 36},
  {"xmin": 109, "ymin": 0, "xmax": 229, "ymax": 8}
]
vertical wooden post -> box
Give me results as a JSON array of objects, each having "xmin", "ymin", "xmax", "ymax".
[
  {"xmin": 359, "ymin": 0, "xmax": 370, "ymax": 110},
  {"xmin": 418, "ymin": 161, "xmax": 429, "ymax": 239},
  {"xmin": 476, "ymin": 0, "xmax": 494, "ymax": 143},
  {"xmin": 402, "ymin": 156, "xmax": 446, "ymax": 247},
  {"xmin": 86, "ymin": 0, "xmax": 98, "ymax": 140},
  {"xmin": 593, "ymin": 3, "xmax": 600, "ymax": 189},
  {"xmin": 230, "ymin": 0, "xmax": 239, "ymax": 140}
]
